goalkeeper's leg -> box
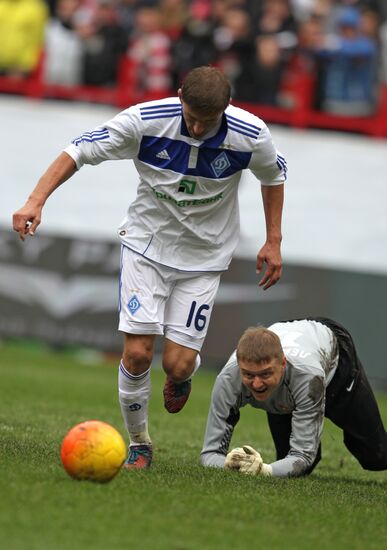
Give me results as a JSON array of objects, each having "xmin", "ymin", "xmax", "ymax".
[
  {"xmin": 324, "ymin": 322, "xmax": 387, "ymax": 471},
  {"xmin": 326, "ymin": 363, "xmax": 387, "ymax": 471}
]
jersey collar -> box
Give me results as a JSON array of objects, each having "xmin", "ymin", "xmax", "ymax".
[{"xmin": 180, "ymin": 113, "xmax": 228, "ymax": 148}]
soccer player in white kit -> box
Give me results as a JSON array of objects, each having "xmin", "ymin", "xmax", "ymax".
[
  {"xmin": 201, "ymin": 317, "xmax": 387, "ymax": 476},
  {"xmin": 13, "ymin": 67, "xmax": 287, "ymax": 469}
]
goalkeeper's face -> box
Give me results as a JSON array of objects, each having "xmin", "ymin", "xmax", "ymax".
[{"xmin": 239, "ymin": 356, "xmax": 286, "ymax": 401}]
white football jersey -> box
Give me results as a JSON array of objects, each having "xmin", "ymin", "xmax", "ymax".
[{"xmin": 65, "ymin": 97, "xmax": 287, "ymax": 271}]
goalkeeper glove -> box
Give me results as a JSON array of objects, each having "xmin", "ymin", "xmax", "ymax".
[
  {"xmin": 240, "ymin": 445, "xmax": 272, "ymax": 476},
  {"xmin": 224, "ymin": 447, "xmax": 247, "ymax": 470},
  {"xmin": 225, "ymin": 445, "xmax": 273, "ymax": 476}
]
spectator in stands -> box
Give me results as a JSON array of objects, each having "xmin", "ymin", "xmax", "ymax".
[
  {"xmin": 234, "ymin": 34, "xmax": 286, "ymax": 105},
  {"xmin": 1, "ymin": 0, "xmax": 385, "ymax": 129},
  {"xmin": 256, "ymin": 0, "xmax": 298, "ymax": 44},
  {"xmin": 297, "ymin": 13, "xmax": 325, "ymax": 58},
  {"xmin": 360, "ymin": 6, "xmax": 381, "ymax": 41},
  {"xmin": 255, "ymin": 0, "xmax": 298, "ymax": 87},
  {"xmin": 367, "ymin": 0, "xmax": 387, "ymax": 23},
  {"xmin": 127, "ymin": 4, "xmax": 172, "ymax": 98},
  {"xmin": 159, "ymin": 0, "xmax": 188, "ymax": 41},
  {"xmin": 44, "ymin": 0, "xmax": 84, "ymax": 85},
  {"xmin": 76, "ymin": 0, "xmax": 128, "ymax": 86},
  {"xmin": 210, "ymin": 0, "xmax": 237, "ymax": 23},
  {"xmin": 316, "ymin": 5, "xmax": 379, "ymax": 115},
  {"xmin": 289, "ymin": 0, "xmax": 317, "ymax": 23},
  {"xmin": 0, "ymin": 0, "xmax": 49, "ymax": 77},
  {"xmin": 44, "ymin": 0, "xmax": 58, "ymax": 16},
  {"xmin": 295, "ymin": 13, "xmax": 327, "ymax": 109},
  {"xmin": 213, "ymin": 5, "xmax": 253, "ymax": 85},
  {"xmin": 116, "ymin": 0, "xmax": 142, "ymax": 39},
  {"xmin": 171, "ymin": 0, "xmax": 217, "ymax": 87}
]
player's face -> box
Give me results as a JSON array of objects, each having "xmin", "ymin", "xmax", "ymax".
[
  {"xmin": 239, "ymin": 356, "xmax": 286, "ymax": 401},
  {"xmin": 180, "ymin": 100, "xmax": 223, "ymax": 140}
]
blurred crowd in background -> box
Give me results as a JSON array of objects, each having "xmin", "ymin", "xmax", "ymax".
[{"xmin": 1, "ymin": 0, "xmax": 387, "ymax": 116}]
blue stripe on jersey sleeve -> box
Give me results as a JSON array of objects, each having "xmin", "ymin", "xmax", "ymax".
[
  {"xmin": 140, "ymin": 103, "xmax": 181, "ymax": 111},
  {"xmin": 76, "ymin": 128, "xmax": 109, "ymax": 136},
  {"xmin": 276, "ymin": 155, "xmax": 288, "ymax": 179},
  {"xmin": 227, "ymin": 124, "xmax": 260, "ymax": 139},
  {"xmin": 138, "ymin": 136, "xmax": 251, "ymax": 178},
  {"xmin": 226, "ymin": 115, "xmax": 262, "ymax": 133},
  {"xmin": 276, "ymin": 155, "xmax": 288, "ymax": 172},
  {"xmin": 72, "ymin": 128, "xmax": 109, "ymax": 146},
  {"xmin": 277, "ymin": 154, "xmax": 287, "ymax": 168},
  {"xmin": 140, "ymin": 113, "xmax": 182, "ymax": 120},
  {"xmin": 140, "ymin": 104, "xmax": 182, "ymax": 120}
]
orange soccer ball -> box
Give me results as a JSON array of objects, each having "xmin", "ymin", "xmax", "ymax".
[{"xmin": 60, "ymin": 420, "xmax": 127, "ymax": 482}]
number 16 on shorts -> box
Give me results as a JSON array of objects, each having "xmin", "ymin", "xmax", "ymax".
[{"xmin": 186, "ymin": 301, "xmax": 210, "ymax": 331}]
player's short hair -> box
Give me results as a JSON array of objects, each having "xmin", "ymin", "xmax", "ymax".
[
  {"xmin": 180, "ymin": 66, "xmax": 231, "ymax": 114},
  {"xmin": 236, "ymin": 326, "xmax": 284, "ymax": 365}
]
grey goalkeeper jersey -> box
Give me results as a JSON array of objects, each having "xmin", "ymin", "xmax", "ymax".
[{"xmin": 200, "ymin": 319, "xmax": 339, "ymax": 477}]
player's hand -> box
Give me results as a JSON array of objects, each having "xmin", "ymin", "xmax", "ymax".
[
  {"xmin": 224, "ymin": 447, "xmax": 247, "ymax": 470},
  {"xmin": 225, "ymin": 446, "xmax": 273, "ymax": 476},
  {"xmin": 13, "ymin": 202, "xmax": 42, "ymax": 241},
  {"xmin": 239, "ymin": 446, "xmax": 272, "ymax": 476},
  {"xmin": 256, "ymin": 241, "xmax": 282, "ymax": 290},
  {"xmin": 237, "ymin": 445, "xmax": 264, "ymax": 474}
]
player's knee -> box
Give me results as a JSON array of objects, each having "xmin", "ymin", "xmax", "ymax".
[
  {"xmin": 162, "ymin": 356, "xmax": 195, "ymax": 382},
  {"xmin": 122, "ymin": 348, "xmax": 152, "ymax": 375}
]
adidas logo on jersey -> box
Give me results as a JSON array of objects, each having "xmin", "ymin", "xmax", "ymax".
[{"xmin": 156, "ymin": 149, "xmax": 170, "ymax": 160}]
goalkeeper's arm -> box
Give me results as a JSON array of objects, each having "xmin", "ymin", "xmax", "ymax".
[{"xmin": 200, "ymin": 355, "xmax": 242, "ymax": 468}]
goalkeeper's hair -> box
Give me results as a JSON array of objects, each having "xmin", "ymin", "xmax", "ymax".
[
  {"xmin": 236, "ymin": 327, "xmax": 284, "ymax": 365},
  {"xmin": 180, "ymin": 66, "xmax": 231, "ymax": 114}
]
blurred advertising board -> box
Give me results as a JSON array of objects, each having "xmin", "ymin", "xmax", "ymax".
[{"xmin": 0, "ymin": 228, "xmax": 386, "ymax": 387}]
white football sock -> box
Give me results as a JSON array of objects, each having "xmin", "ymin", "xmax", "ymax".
[{"xmin": 118, "ymin": 360, "xmax": 151, "ymax": 446}]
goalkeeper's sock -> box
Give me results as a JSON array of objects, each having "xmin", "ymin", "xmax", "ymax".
[{"xmin": 118, "ymin": 360, "xmax": 151, "ymax": 446}]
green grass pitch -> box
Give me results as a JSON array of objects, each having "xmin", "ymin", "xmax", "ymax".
[{"xmin": 1, "ymin": 341, "xmax": 386, "ymax": 550}]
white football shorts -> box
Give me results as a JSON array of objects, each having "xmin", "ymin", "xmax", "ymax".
[{"xmin": 118, "ymin": 246, "xmax": 222, "ymax": 351}]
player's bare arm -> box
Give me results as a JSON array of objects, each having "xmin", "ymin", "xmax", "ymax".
[
  {"xmin": 257, "ymin": 183, "xmax": 284, "ymax": 290},
  {"xmin": 13, "ymin": 152, "xmax": 77, "ymax": 241}
]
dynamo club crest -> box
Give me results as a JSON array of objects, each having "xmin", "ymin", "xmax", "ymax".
[
  {"xmin": 128, "ymin": 295, "xmax": 141, "ymax": 315},
  {"xmin": 211, "ymin": 151, "xmax": 231, "ymax": 177}
]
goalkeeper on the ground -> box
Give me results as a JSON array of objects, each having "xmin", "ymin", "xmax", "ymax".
[{"xmin": 200, "ymin": 317, "xmax": 387, "ymax": 477}]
